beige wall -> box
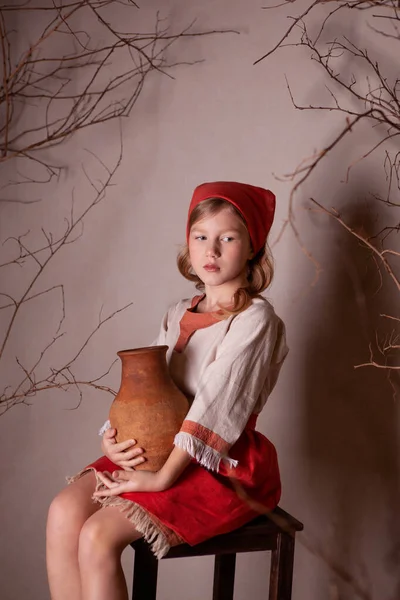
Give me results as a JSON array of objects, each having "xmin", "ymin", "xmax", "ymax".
[{"xmin": 0, "ymin": 1, "xmax": 398, "ymax": 599}]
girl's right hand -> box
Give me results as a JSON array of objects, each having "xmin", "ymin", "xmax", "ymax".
[{"xmin": 101, "ymin": 428, "xmax": 146, "ymax": 471}]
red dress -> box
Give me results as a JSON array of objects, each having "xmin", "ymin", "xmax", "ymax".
[{"xmin": 78, "ymin": 297, "xmax": 281, "ymax": 556}]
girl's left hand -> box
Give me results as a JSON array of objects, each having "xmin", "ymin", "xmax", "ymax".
[{"xmin": 93, "ymin": 469, "xmax": 166, "ymax": 496}]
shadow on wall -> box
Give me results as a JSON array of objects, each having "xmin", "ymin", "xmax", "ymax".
[{"xmin": 300, "ymin": 185, "xmax": 400, "ymax": 600}]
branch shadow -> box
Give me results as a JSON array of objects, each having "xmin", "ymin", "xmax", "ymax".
[{"xmin": 300, "ymin": 183, "xmax": 400, "ymax": 600}]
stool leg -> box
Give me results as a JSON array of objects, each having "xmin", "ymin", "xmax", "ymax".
[
  {"xmin": 212, "ymin": 554, "xmax": 236, "ymax": 600},
  {"xmin": 269, "ymin": 532, "xmax": 295, "ymax": 600},
  {"xmin": 132, "ymin": 540, "xmax": 159, "ymax": 600}
]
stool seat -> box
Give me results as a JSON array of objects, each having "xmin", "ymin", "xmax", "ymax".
[{"xmin": 131, "ymin": 507, "xmax": 303, "ymax": 600}]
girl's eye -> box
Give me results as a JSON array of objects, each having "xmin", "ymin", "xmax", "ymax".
[
  {"xmin": 195, "ymin": 235, "xmax": 206, "ymax": 241},
  {"xmin": 221, "ymin": 236, "xmax": 234, "ymax": 242}
]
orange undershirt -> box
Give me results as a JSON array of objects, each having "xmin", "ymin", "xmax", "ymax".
[{"xmin": 174, "ymin": 295, "xmax": 223, "ymax": 353}]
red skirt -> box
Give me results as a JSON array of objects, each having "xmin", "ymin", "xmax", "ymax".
[{"xmin": 80, "ymin": 418, "xmax": 281, "ymax": 556}]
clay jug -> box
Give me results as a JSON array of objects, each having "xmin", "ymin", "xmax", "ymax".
[{"xmin": 109, "ymin": 345, "xmax": 189, "ymax": 472}]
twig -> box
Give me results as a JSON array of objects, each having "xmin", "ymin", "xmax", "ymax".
[{"xmin": 260, "ymin": 0, "xmax": 400, "ymax": 379}]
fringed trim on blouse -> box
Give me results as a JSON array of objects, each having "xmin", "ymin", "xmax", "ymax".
[
  {"xmin": 98, "ymin": 419, "xmax": 111, "ymax": 436},
  {"xmin": 66, "ymin": 467, "xmax": 171, "ymax": 559},
  {"xmin": 174, "ymin": 431, "xmax": 238, "ymax": 472}
]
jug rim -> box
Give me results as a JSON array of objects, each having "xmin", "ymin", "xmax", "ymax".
[{"xmin": 117, "ymin": 345, "xmax": 168, "ymax": 357}]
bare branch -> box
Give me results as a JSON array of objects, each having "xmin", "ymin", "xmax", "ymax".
[
  {"xmin": 0, "ymin": 1, "xmax": 233, "ymax": 180},
  {"xmin": 0, "ymin": 3, "xmax": 230, "ymax": 414},
  {"xmin": 260, "ymin": 0, "xmax": 400, "ymax": 379}
]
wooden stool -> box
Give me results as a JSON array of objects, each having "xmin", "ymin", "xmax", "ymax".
[{"xmin": 131, "ymin": 507, "xmax": 303, "ymax": 600}]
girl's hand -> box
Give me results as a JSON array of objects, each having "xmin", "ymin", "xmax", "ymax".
[
  {"xmin": 95, "ymin": 446, "xmax": 192, "ymax": 497},
  {"xmin": 101, "ymin": 428, "xmax": 145, "ymax": 471},
  {"xmin": 93, "ymin": 469, "xmax": 166, "ymax": 496}
]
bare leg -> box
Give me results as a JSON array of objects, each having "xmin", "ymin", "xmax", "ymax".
[
  {"xmin": 78, "ymin": 506, "xmax": 143, "ymax": 600},
  {"xmin": 46, "ymin": 473, "xmax": 99, "ymax": 600}
]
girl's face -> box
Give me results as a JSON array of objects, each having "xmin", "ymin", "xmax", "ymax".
[{"xmin": 188, "ymin": 207, "xmax": 253, "ymax": 290}]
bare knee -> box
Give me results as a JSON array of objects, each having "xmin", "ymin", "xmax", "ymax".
[
  {"xmin": 78, "ymin": 508, "xmax": 140, "ymax": 570},
  {"xmin": 78, "ymin": 518, "xmax": 120, "ymax": 570},
  {"xmin": 47, "ymin": 474, "xmax": 97, "ymax": 543}
]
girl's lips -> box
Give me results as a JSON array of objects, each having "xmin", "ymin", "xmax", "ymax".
[{"xmin": 203, "ymin": 264, "xmax": 220, "ymax": 272}]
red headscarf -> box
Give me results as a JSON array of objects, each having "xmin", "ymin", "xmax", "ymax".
[{"xmin": 186, "ymin": 181, "xmax": 276, "ymax": 254}]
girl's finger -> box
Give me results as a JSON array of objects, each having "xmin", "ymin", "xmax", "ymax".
[
  {"xmin": 94, "ymin": 481, "xmax": 131, "ymax": 497},
  {"xmin": 113, "ymin": 439, "xmax": 137, "ymax": 452},
  {"xmin": 111, "ymin": 470, "xmax": 135, "ymax": 481},
  {"xmin": 93, "ymin": 487, "xmax": 120, "ymax": 497},
  {"xmin": 103, "ymin": 428, "xmax": 116, "ymax": 439},
  {"xmin": 110, "ymin": 447, "xmax": 143, "ymax": 462},
  {"xmin": 119, "ymin": 456, "xmax": 146, "ymax": 468},
  {"xmin": 97, "ymin": 471, "xmax": 119, "ymax": 489},
  {"xmin": 103, "ymin": 470, "xmax": 116, "ymax": 479},
  {"xmin": 119, "ymin": 447, "xmax": 144, "ymax": 460}
]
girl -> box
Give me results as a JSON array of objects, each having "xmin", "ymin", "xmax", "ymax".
[{"xmin": 46, "ymin": 180, "xmax": 288, "ymax": 600}]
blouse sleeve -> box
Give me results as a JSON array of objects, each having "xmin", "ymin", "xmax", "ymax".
[{"xmin": 174, "ymin": 301, "xmax": 288, "ymax": 471}]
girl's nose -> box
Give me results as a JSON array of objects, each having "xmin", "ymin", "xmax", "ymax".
[{"xmin": 206, "ymin": 242, "xmax": 220, "ymax": 258}]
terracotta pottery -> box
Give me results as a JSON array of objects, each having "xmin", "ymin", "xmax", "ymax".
[{"xmin": 109, "ymin": 345, "xmax": 189, "ymax": 472}]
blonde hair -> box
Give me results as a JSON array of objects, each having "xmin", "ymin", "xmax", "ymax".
[{"xmin": 177, "ymin": 198, "xmax": 274, "ymax": 317}]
